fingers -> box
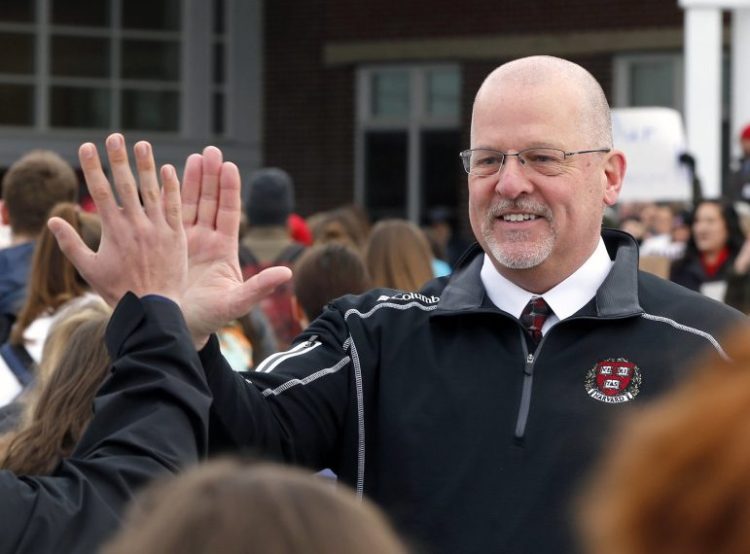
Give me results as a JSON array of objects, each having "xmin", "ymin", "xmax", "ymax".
[
  {"xmin": 47, "ymin": 217, "xmax": 97, "ymax": 285},
  {"xmin": 215, "ymin": 161, "xmax": 242, "ymax": 238},
  {"xmin": 105, "ymin": 134, "xmax": 141, "ymax": 215},
  {"xmin": 196, "ymin": 146, "xmax": 223, "ymax": 228},
  {"xmin": 161, "ymin": 164, "xmax": 182, "ymax": 229},
  {"xmin": 134, "ymin": 141, "xmax": 162, "ymax": 219},
  {"xmin": 78, "ymin": 142, "xmax": 119, "ymax": 220},
  {"xmin": 181, "ymin": 153, "xmax": 203, "ymax": 227}
]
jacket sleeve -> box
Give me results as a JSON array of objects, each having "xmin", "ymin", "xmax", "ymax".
[
  {"xmin": 0, "ymin": 293, "xmax": 212, "ymax": 554},
  {"xmin": 203, "ymin": 306, "xmax": 353, "ymax": 471}
]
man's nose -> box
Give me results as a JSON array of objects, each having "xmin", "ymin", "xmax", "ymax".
[{"xmin": 494, "ymin": 155, "xmax": 533, "ymax": 198}]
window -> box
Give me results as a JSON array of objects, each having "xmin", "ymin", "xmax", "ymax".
[
  {"xmin": 613, "ymin": 51, "xmax": 734, "ymax": 190},
  {"xmin": 0, "ymin": 0, "xmax": 228, "ymax": 135},
  {"xmin": 356, "ymin": 66, "xmax": 462, "ymax": 223},
  {"xmin": 613, "ymin": 54, "xmax": 684, "ymax": 111}
]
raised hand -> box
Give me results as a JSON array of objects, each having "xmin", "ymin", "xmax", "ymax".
[
  {"xmin": 48, "ymin": 133, "xmax": 188, "ymax": 307},
  {"xmin": 180, "ymin": 147, "xmax": 291, "ymax": 348}
]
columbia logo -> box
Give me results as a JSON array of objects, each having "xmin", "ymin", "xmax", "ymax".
[{"xmin": 377, "ymin": 293, "xmax": 440, "ymax": 304}]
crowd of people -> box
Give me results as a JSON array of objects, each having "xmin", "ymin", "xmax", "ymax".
[{"xmin": 0, "ymin": 55, "xmax": 748, "ymax": 553}]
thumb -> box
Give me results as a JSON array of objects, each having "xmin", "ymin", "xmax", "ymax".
[
  {"xmin": 48, "ymin": 216, "xmax": 97, "ymax": 278},
  {"xmin": 233, "ymin": 266, "xmax": 293, "ymax": 315}
]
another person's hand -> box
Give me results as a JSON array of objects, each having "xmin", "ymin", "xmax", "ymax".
[
  {"xmin": 49, "ymin": 133, "xmax": 188, "ymax": 307},
  {"xmin": 180, "ymin": 147, "xmax": 291, "ymax": 348}
]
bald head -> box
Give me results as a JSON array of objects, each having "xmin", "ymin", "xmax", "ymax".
[{"xmin": 473, "ymin": 56, "xmax": 612, "ymax": 148}]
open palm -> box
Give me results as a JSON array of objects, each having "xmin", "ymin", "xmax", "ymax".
[{"xmin": 181, "ymin": 147, "xmax": 291, "ymax": 348}]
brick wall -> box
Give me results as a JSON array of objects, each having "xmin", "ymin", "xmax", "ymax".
[
  {"xmin": 264, "ymin": 0, "xmax": 355, "ymax": 216},
  {"xmin": 324, "ymin": 0, "xmax": 682, "ymax": 40},
  {"xmin": 265, "ymin": 0, "xmax": 676, "ymax": 219}
]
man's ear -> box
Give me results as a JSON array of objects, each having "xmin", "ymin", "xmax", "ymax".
[
  {"xmin": 291, "ymin": 295, "xmax": 309, "ymax": 329},
  {"xmin": 602, "ymin": 150, "xmax": 626, "ymax": 207}
]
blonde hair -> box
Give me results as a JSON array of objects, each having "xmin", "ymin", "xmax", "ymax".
[
  {"xmin": 103, "ymin": 459, "xmax": 409, "ymax": 554},
  {"xmin": 0, "ymin": 301, "xmax": 111, "ymax": 475},
  {"xmin": 10, "ymin": 202, "xmax": 101, "ymax": 346},
  {"xmin": 365, "ymin": 219, "xmax": 434, "ymax": 291}
]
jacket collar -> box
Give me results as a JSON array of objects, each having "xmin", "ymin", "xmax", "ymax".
[{"xmin": 434, "ymin": 228, "xmax": 643, "ymax": 319}]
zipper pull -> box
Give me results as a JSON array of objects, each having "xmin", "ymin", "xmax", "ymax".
[
  {"xmin": 305, "ymin": 334, "xmax": 319, "ymax": 347},
  {"xmin": 524, "ymin": 353, "xmax": 534, "ymax": 375}
]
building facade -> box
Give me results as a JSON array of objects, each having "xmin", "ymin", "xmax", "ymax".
[
  {"xmin": 0, "ymin": 0, "xmax": 744, "ymax": 224},
  {"xmin": 0, "ymin": 0, "xmax": 262, "ymax": 191}
]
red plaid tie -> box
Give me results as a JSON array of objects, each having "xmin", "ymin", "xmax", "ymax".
[{"xmin": 520, "ymin": 297, "xmax": 552, "ymax": 344}]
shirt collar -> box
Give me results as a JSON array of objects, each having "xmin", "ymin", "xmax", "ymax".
[{"xmin": 480, "ymin": 237, "xmax": 614, "ymax": 321}]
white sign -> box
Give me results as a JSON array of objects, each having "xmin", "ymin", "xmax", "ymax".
[{"xmin": 612, "ymin": 107, "xmax": 693, "ymax": 202}]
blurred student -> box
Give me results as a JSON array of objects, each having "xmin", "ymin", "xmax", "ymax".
[
  {"xmin": 0, "ymin": 203, "xmax": 101, "ymax": 406},
  {"xmin": 670, "ymin": 199, "xmax": 744, "ymax": 302},
  {"xmin": 102, "ymin": 459, "xmax": 408, "ymax": 554},
  {"xmin": 0, "ymin": 301, "xmax": 111, "ymax": 473},
  {"xmin": 0, "ymin": 150, "xmax": 78, "ymax": 338},
  {"xmin": 365, "ymin": 219, "xmax": 435, "ymax": 291},
  {"xmin": 579, "ymin": 330, "xmax": 750, "ymax": 554},
  {"xmin": 310, "ymin": 206, "xmax": 370, "ymax": 253},
  {"xmin": 291, "ymin": 243, "xmax": 371, "ymax": 327},
  {"xmin": 423, "ymin": 206, "xmax": 470, "ymax": 269},
  {"xmin": 639, "ymin": 204, "xmax": 685, "ymax": 260},
  {"xmin": 239, "ymin": 168, "xmax": 305, "ymax": 350}
]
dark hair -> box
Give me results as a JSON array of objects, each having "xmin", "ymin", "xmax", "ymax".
[
  {"xmin": 102, "ymin": 459, "xmax": 409, "ymax": 554},
  {"xmin": 0, "ymin": 303, "xmax": 111, "ymax": 475},
  {"xmin": 293, "ymin": 244, "xmax": 371, "ymax": 321},
  {"xmin": 1, "ymin": 150, "xmax": 78, "ymax": 236},
  {"xmin": 245, "ymin": 168, "xmax": 294, "ymax": 227},
  {"xmin": 682, "ymin": 199, "xmax": 745, "ymax": 260}
]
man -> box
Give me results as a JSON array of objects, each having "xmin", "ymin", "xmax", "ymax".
[
  {"xmin": 50, "ymin": 58, "xmax": 742, "ymax": 553},
  {"xmin": 189, "ymin": 56, "xmax": 742, "ymax": 553},
  {"xmin": 0, "ymin": 150, "xmax": 79, "ymax": 324}
]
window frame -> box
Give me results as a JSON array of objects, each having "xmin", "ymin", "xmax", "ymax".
[
  {"xmin": 355, "ymin": 64, "xmax": 461, "ymax": 223},
  {"xmin": 0, "ymin": 0, "xmax": 241, "ymax": 139},
  {"xmin": 613, "ymin": 52, "xmax": 684, "ymax": 112}
]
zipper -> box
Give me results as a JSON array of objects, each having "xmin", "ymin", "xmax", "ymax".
[
  {"xmin": 514, "ymin": 338, "xmax": 536, "ymax": 440},
  {"xmin": 511, "ymin": 312, "xmax": 642, "ymax": 441}
]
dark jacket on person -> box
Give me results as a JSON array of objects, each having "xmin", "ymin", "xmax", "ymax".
[
  {"xmin": 0, "ymin": 242, "xmax": 34, "ymax": 338},
  {"xmin": 728, "ymin": 157, "xmax": 750, "ymax": 203},
  {"xmin": 203, "ymin": 229, "xmax": 744, "ymax": 554},
  {"xmin": 0, "ymin": 294, "xmax": 211, "ymax": 554},
  {"xmin": 669, "ymin": 252, "xmax": 735, "ymax": 294}
]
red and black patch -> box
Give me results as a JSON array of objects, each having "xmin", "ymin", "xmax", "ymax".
[{"xmin": 584, "ymin": 358, "xmax": 642, "ymax": 404}]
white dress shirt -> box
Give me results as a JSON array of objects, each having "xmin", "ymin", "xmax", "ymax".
[{"xmin": 480, "ymin": 238, "xmax": 614, "ymax": 336}]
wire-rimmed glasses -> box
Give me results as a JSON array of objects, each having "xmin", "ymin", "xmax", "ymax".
[{"xmin": 459, "ymin": 147, "xmax": 611, "ymax": 177}]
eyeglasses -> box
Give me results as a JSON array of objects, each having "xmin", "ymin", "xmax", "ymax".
[{"xmin": 459, "ymin": 147, "xmax": 611, "ymax": 177}]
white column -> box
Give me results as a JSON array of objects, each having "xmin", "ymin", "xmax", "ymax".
[
  {"xmin": 732, "ymin": 8, "xmax": 750, "ymax": 160},
  {"xmin": 680, "ymin": 2, "xmax": 723, "ymax": 197}
]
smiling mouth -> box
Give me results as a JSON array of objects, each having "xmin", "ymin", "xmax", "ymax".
[{"xmin": 501, "ymin": 213, "xmax": 539, "ymax": 222}]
